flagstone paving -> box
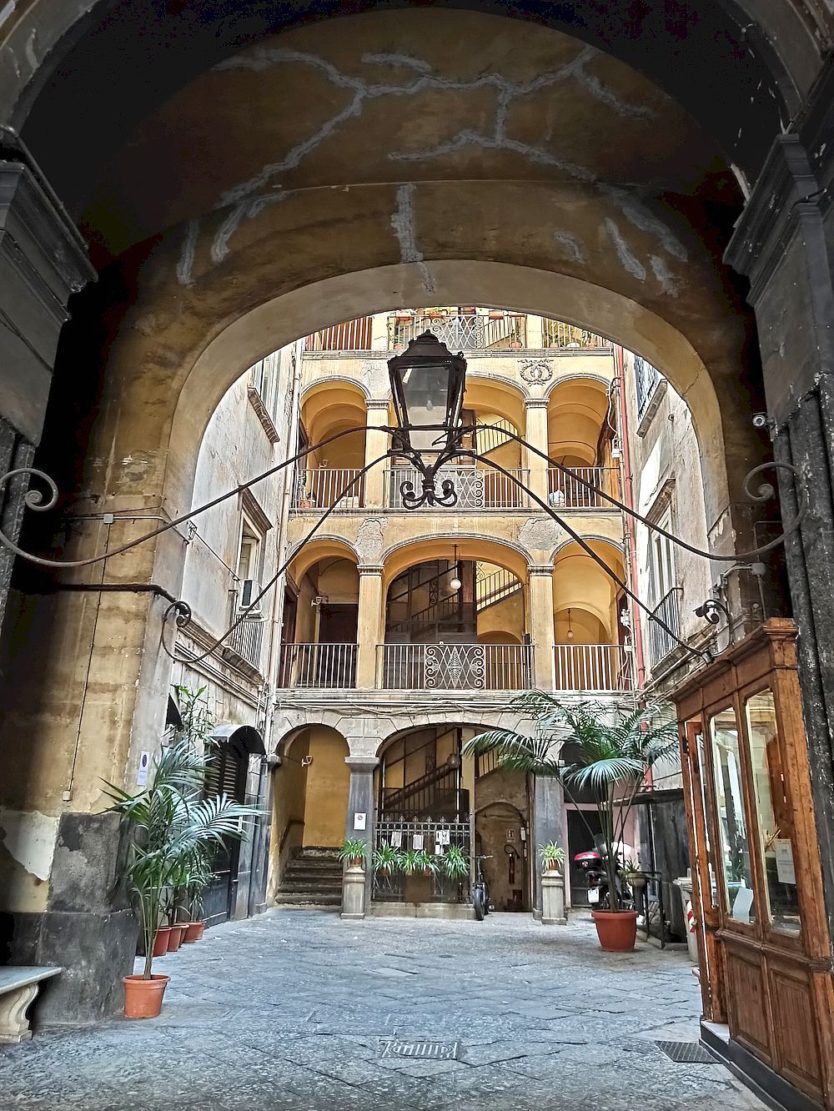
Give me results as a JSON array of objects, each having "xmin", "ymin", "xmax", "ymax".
[{"xmin": 0, "ymin": 909, "xmax": 768, "ymax": 1111}]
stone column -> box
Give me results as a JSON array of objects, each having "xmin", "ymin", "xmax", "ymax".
[
  {"xmin": 0, "ymin": 136, "xmax": 95, "ymax": 632},
  {"xmin": 343, "ymin": 756, "xmax": 379, "ymax": 916},
  {"xmin": 370, "ymin": 312, "xmax": 390, "ymax": 350},
  {"xmin": 363, "ymin": 400, "xmax": 390, "ymax": 509},
  {"xmin": 524, "ymin": 399, "xmax": 550, "ymax": 503},
  {"xmin": 531, "ymin": 775, "xmax": 565, "ymax": 918},
  {"xmin": 527, "ymin": 565, "xmax": 556, "ymax": 689},
  {"xmin": 356, "ymin": 565, "xmax": 384, "ymax": 688},
  {"xmin": 526, "ymin": 315, "xmax": 544, "ymax": 349},
  {"xmin": 725, "ymin": 70, "xmax": 834, "ymax": 941}
]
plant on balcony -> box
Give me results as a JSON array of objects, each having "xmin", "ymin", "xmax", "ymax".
[
  {"xmin": 463, "ymin": 693, "xmax": 677, "ymax": 951},
  {"xmin": 539, "ymin": 842, "xmax": 566, "ymax": 872},
  {"xmin": 339, "ymin": 837, "xmax": 367, "ymax": 868},
  {"xmin": 440, "ymin": 844, "xmax": 470, "ymax": 880},
  {"xmin": 373, "ymin": 842, "xmax": 401, "ymax": 877}
]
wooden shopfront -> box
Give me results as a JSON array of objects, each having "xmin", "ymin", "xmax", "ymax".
[{"xmin": 672, "ymin": 620, "xmax": 834, "ymax": 1108}]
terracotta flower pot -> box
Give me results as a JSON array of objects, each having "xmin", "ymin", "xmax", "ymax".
[
  {"xmin": 591, "ymin": 909, "xmax": 638, "ymax": 952},
  {"xmin": 152, "ymin": 926, "xmax": 172, "ymax": 957},
  {"xmin": 123, "ymin": 974, "xmax": 169, "ymax": 1019},
  {"xmin": 545, "ymin": 860, "xmax": 561, "ymax": 872},
  {"xmin": 183, "ymin": 921, "xmax": 205, "ymax": 943},
  {"xmin": 167, "ymin": 924, "xmax": 185, "ymax": 952}
]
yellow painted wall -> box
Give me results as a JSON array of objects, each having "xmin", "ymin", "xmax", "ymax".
[{"xmin": 302, "ymin": 727, "xmax": 350, "ymax": 847}]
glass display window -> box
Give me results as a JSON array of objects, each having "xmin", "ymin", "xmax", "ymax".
[{"xmin": 709, "ymin": 706, "xmax": 756, "ymax": 924}]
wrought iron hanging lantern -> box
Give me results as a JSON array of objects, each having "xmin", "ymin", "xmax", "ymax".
[{"xmin": 388, "ymin": 331, "xmax": 467, "ymax": 507}]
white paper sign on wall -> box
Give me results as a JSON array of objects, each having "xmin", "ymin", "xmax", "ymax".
[
  {"xmin": 412, "ymin": 834, "xmax": 424, "ymax": 850},
  {"xmin": 391, "ymin": 831, "xmax": 402, "ymax": 847},
  {"xmin": 353, "ymin": 812, "xmax": 367, "ymax": 831},
  {"xmin": 137, "ymin": 751, "xmax": 151, "ymax": 787}
]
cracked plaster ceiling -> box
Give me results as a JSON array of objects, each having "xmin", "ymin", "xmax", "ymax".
[{"xmin": 81, "ymin": 10, "xmax": 739, "ymax": 258}]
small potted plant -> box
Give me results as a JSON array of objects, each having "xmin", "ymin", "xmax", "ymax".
[
  {"xmin": 415, "ymin": 849, "xmax": 438, "ymax": 878},
  {"xmin": 441, "ymin": 844, "xmax": 469, "ymax": 880},
  {"xmin": 339, "ymin": 837, "xmax": 367, "ymax": 869},
  {"xmin": 183, "ymin": 851, "xmax": 212, "ymax": 942},
  {"xmin": 539, "ymin": 842, "xmax": 566, "ymax": 872},
  {"xmin": 373, "ymin": 842, "xmax": 401, "ymax": 877},
  {"xmin": 624, "ymin": 859, "xmax": 648, "ymax": 890},
  {"xmin": 398, "ymin": 848, "xmax": 423, "ymax": 876}
]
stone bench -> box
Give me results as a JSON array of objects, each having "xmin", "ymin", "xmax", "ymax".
[{"xmin": 0, "ymin": 967, "xmax": 62, "ymax": 1044}]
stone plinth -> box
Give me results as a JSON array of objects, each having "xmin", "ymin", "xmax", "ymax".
[
  {"xmin": 341, "ymin": 865, "xmax": 366, "ymax": 920},
  {"xmin": 541, "ymin": 870, "xmax": 567, "ymax": 925}
]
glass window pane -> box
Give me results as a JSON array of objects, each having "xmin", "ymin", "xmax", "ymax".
[
  {"xmin": 710, "ymin": 706, "xmax": 756, "ymax": 924},
  {"xmin": 745, "ymin": 690, "xmax": 801, "ymax": 935},
  {"xmin": 694, "ymin": 726, "xmax": 719, "ymax": 910}
]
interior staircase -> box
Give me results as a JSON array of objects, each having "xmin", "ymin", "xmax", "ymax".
[{"xmin": 275, "ymin": 847, "xmax": 343, "ymax": 908}]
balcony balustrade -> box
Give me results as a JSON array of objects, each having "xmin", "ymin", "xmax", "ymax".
[
  {"xmin": 547, "ymin": 467, "xmax": 620, "ymax": 509},
  {"xmin": 541, "ymin": 319, "xmax": 612, "ymax": 350},
  {"xmin": 388, "ymin": 312, "xmax": 526, "ymax": 352},
  {"xmin": 277, "ymin": 642, "xmax": 358, "ymax": 688},
  {"xmin": 378, "ymin": 642, "xmax": 534, "ymax": 691},
  {"xmin": 291, "ymin": 468, "xmax": 365, "ymax": 511},
  {"xmin": 553, "ymin": 643, "xmax": 633, "ymax": 692},
  {"xmin": 226, "ymin": 616, "xmax": 266, "ymax": 670},
  {"xmin": 384, "ymin": 465, "xmax": 530, "ymax": 510}
]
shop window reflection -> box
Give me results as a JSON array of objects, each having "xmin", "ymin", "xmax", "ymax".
[
  {"xmin": 710, "ymin": 706, "xmax": 756, "ymax": 923},
  {"xmin": 745, "ymin": 689, "xmax": 801, "ymax": 935}
]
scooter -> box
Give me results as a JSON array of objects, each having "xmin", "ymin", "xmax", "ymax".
[{"xmin": 573, "ymin": 848, "xmax": 633, "ymax": 909}]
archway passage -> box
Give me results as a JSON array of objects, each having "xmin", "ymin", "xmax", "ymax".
[{"xmin": 270, "ymin": 726, "xmax": 351, "ymax": 909}]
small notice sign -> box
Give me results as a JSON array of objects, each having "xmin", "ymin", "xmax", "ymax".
[
  {"xmin": 353, "ymin": 812, "xmax": 367, "ymax": 831},
  {"xmin": 412, "ymin": 833, "xmax": 424, "ymax": 850},
  {"xmin": 437, "ymin": 829, "xmax": 450, "ymax": 846},
  {"xmin": 390, "ymin": 831, "xmax": 402, "ymax": 848},
  {"xmin": 775, "ymin": 839, "xmax": 796, "ymax": 884},
  {"xmin": 137, "ymin": 751, "xmax": 151, "ymax": 787}
]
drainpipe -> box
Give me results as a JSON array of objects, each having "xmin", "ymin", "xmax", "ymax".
[{"xmin": 613, "ymin": 345, "xmax": 646, "ymax": 690}]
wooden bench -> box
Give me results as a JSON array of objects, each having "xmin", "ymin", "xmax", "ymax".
[{"xmin": 0, "ymin": 967, "xmax": 62, "ymax": 1044}]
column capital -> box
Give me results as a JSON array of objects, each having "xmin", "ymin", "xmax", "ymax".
[
  {"xmin": 345, "ymin": 756, "xmax": 380, "ymax": 771},
  {"xmin": 527, "ymin": 563, "xmax": 554, "ymax": 576},
  {"xmin": 524, "ymin": 398, "xmax": 550, "ymax": 410},
  {"xmin": 366, "ymin": 398, "xmax": 390, "ymax": 411},
  {"xmin": 357, "ymin": 564, "xmax": 383, "ymax": 576}
]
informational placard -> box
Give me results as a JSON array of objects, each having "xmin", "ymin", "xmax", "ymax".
[
  {"xmin": 437, "ymin": 829, "xmax": 450, "ymax": 846},
  {"xmin": 390, "ymin": 831, "xmax": 402, "ymax": 848},
  {"xmin": 775, "ymin": 839, "xmax": 797, "ymax": 884},
  {"xmin": 353, "ymin": 812, "xmax": 367, "ymax": 831},
  {"xmin": 412, "ymin": 833, "xmax": 424, "ymax": 850},
  {"xmin": 506, "ymin": 828, "xmax": 515, "ymax": 840},
  {"xmin": 137, "ymin": 751, "xmax": 151, "ymax": 786}
]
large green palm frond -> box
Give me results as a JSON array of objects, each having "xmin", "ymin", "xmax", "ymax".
[{"xmin": 462, "ymin": 728, "xmax": 561, "ymax": 776}]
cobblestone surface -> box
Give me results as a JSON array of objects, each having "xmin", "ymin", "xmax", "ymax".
[{"xmin": 0, "ymin": 909, "xmax": 768, "ymax": 1111}]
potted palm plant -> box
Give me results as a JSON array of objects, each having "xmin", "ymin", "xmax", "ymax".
[
  {"xmin": 373, "ymin": 842, "xmax": 401, "ymax": 877},
  {"xmin": 440, "ymin": 844, "xmax": 469, "ymax": 881},
  {"xmin": 539, "ymin": 842, "xmax": 566, "ymax": 872},
  {"xmin": 464, "ymin": 693, "xmax": 677, "ymax": 952},
  {"xmin": 106, "ymin": 741, "xmax": 260, "ymax": 1018},
  {"xmin": 338, "ymin": 837, "xmax": 367, "ymax": 868},
  {"xmin": 183, "ymin": 851, "xmax": 212, "ymax": 942}
]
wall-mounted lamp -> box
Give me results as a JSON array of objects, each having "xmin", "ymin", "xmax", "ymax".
[
  {"xmin": 300, "ymin": 755, "xmax": 314, "ymax": 767},
  {"xmin": 449, "ymin": 544, "xmax": 462, "ymax": 592}
]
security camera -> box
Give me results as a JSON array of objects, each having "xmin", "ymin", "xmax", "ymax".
[{"xmin": 752, "ymin": 412, "xmax": 769, "ymax": 430}]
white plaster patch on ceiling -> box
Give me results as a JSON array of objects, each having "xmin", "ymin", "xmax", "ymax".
[
  {"xmin": 391, "ymin": 183, "xmax": 435, "ymax": 294},
  {"xmin": 210, "ymin": 190, "xmax": 290, "ymax": 265},
  {"xmin": 552, "ymin": 231, "xmax": 586, "ymax": 264},
  {"xmin": 0, "ymin": 808, "xmax": 59, "ymax": 881},
  {"xmin": 650, "ymin": 255, "xmax": 682, "ymax": 297},
  {"xmin": 176, "ymin": 217, "xmax": 200, "ymax": 287},
  {"xmin": 601, "ymin": 185, "xmax": 688, "ymax": 261},
  {"xmin": 604, "ymin": 219, "xmax": 647, "ymax": 281}
]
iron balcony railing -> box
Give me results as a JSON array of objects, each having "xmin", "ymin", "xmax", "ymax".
[
  {"xmin": 384, "ymin": 465, "xmax": 529, "ymax": 510},
  {"xmin": 647, "ymin": 587, "xmax": 683, "ymax": 668},
  {"xmin": 547, "ymin": 466, "xmax": 620, "ymax": 509},
  {"xmin": 226, "ymin": 616, "xmax": 265, "ymax": 670},
  {"xmin": 378, "ymin": 642, "xmax": 534, "ymax": 691},
  {"xmin": 553, "ymin": 643, "xmax": 634, "ymax": 692},
  {"xmin": 304, "ymin": 316, "xmax": 373, "ymax": 352},
  {"xmin": 277, "ymin": 643, "xmax": 357, "ymax": 688},
  {"xmin": 541, "ymin": 319, "xmax": 612, "ymax": 350},
  {"xmin": 291, "ymin": 468, "xmax": 364, "ymax": 511},
  {"xmin": 388, "ymin": 312, "xmax": 526, "ymax": 351}
]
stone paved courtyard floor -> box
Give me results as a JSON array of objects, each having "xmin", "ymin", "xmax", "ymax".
[{"xmin": 1, "ymin": 909, "xmax": 768, "ymax": 1111}]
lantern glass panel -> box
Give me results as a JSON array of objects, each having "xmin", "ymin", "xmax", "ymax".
[{"xmin": 399, "ymin": 361, "xmax": 453, "ymax": 453}]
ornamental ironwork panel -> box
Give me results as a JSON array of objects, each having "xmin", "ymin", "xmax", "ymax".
[{"xmin": 424, "ymin": 643, "xmax": 486, "ymax": 689}]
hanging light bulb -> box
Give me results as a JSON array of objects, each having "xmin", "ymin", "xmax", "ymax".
[
  {"xmin": 449, "ymin": 545, "xmax": 462, "ymax": 592},
  {"xmin": 567, "ymin": 608, "xmax": 575, "ymax": 640}
]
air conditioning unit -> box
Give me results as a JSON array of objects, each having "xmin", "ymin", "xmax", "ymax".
[{"xmin": 240, "ymin": 579, "xmax": 262, "ymax": 609}]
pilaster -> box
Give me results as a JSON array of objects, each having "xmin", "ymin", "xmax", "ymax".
[
  {"xmin": 531, "ymin": 776, "xmax": 565, "ymax": 917},
  {"xmin": 356, "ymin": 565, "xmax": 384, "ymax": 687},
  {"xmin": 363, "ymin": 400, "xmax": 390, "ymax": 508},
  {"xmin": 344, "ymin": 755, "xmax": 379, "ymax": 914},
  {"xmin": 527, "ymin": 564, "xmax": 555, "ymax": 689},
  {"xmin": 524, "ymin": 400, "xmax": 550, "ymax": 503}
]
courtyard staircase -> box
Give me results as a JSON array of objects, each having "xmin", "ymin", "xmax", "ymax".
[{"xmin": 275, "ymin": 847, "xmax": 343, "ymax": 908}]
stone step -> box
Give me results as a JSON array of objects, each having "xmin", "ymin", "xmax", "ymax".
[
  {"xmin": 274, "ymin": 892, "xmax": 342, "ymax": 906},
  {"xmin": 283, "ymin": 868, "xmax": 343, "ymax": 883},
  {"xmin": 279, "ymin": 882, "xmax": 343, "ymax": 896}
]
